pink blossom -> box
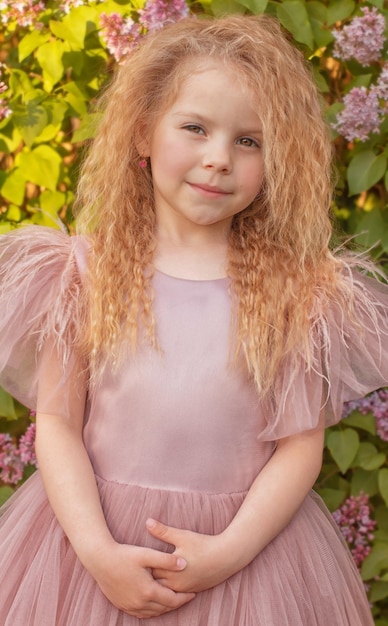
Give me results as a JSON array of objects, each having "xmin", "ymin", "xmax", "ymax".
[
  {"xmin": 373, "ymin": 63, "xmax": 388, "ymax": 114},
  {"xmin": 333, "ymin": 492, "xmax": 376, "ymax": 569},
  {"xmin": 99, "ymin": 12, "xmax": 141, "ymax": 62},
  {"xmin": 0, "ymin": 0, "xmax": 45, "ymax": 27},
  {"xmin": 332, "ymin": 7, "xmax": 386, "ymax": 67},
  {"xmin": 59, "ymin": 0, "xmax": 100, "ymax": 15},
  {"xmin": 19, "ymin": 423, "xmax": 37, "ymax": 467},
  {"xmin": 139, "ymin": 0, "xmax": 190, "ymax": 33},
  {"xmin": 332, "ymin": 86, "xmax": 381, "ymax": 142},
  {"xmin": 0, "ymin": 433, "xmax": 24, "ymax": 485},
  {"xmin": 342, "ymin": 389, "xmax": 388, "ymax": 441},
  {"xmin": 0, "ymin": 64, "xmax": 11, "ymax": 122}
]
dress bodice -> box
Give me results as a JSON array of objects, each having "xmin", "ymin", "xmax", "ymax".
[{"xmin": 83, "ymin": 272, "xmax": 274, "ymax": 493}]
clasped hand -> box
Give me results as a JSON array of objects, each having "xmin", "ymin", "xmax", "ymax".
[{"xmin": 146, "ymin": 517, "xmax": 234, "ymax": 593}]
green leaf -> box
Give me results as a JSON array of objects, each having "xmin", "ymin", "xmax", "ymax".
[
  {"xmin": 316, "ymin": 487, "xmax": 347, "ymax": 511},
  {"xmin": 347, "ymin": 151, "xmax": 387, "ymax": 195},
  {"xmin": 50, "ymin": 6, "xmax": 99, "ymax": 49},
  {"xmin": 16, "ymin": 145, "xmax": 62, "ymax": 191},
  {"xmin": 276, "ymin": 1, "xmax": 315, "ymax": 49},
  {"xmin": 0, "ymin": 387, "xmax": 17, "ymax": 419},
  {"xmin": 306, "ymin": 2, "xmax": 334, "ymax": 48},
  {"xmin": 71, "ymin": 112, "xmax": 102, "ymax": 143},
  {"xmin": 12, "ymin": 102, "xmax": 48, "ymax": 147},
  {"xmin": 1, "ymin": 168, "xmax": 26, "ymax": 205},
  {"xmin": 33, "ymin": 101, "xmax": 68, "ymax": 144},
  {"xmin": 9, "ymin": 70, "xmax": 34, "ymax": 100},
  {"xmin": 342, "ymin": 411, "xmax": 376, "ymax": 435},
  {"xmin": 327, "ymin": 428, "xmax": 359, "ymax": 473},
  {"xmin": 327, "ymin": 0, "xmax": 355, "ymax": 26},
  {"xmin": 362, "ymin": 541, "xmax": 388, "ymax": 580},
  {"xmin": 36, "ymin": 41, "xmax": 66, "ymax": 92},
  {"xmin": 210, "ymin": 0, "xmax": 246, "ymax": 16},
  {"xmin": 6, "ymin": 205, "xmax": 23, "ymax": 222},
  {"xmin": 355, "ymin": 209, "xmax": 386, "ymax": 249},
  {"xmin": 379, "ymin": 469, "xmax": 388, "ymax": 507},
  {"xmin": 39, "ymin": 190, "xmax": 66, "ymax": 213},
  {"xmin": 351, "ymin": 468, "xmax": 379, "ymax": 497},
  {"xmin": 235, "ymin": 0, "xmax": 268, "ymax": 13},
  {"xmin": 0, "ymin": 486, "xmax": 14, "ymax": 506},
  {"xmin": 18, "ymin": 31, "xmax": 50, "ymax": 62},
  {"xmin": 370, "ymin": 581, "xmax": 388, "ymax": 602},
  {"xmin": 352, "ymin": 442, "xmax": 385, "ymax": 470}
]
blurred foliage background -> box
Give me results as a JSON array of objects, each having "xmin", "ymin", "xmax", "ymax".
[{"xmin": 0, "ymin": 0, "xmax": 387, "ymax": 621}]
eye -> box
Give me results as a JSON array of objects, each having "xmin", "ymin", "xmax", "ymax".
[
  {"xmin": 237, "ymin": 137, "xmax": 261, "ymax": 148},
  {"xmin": 182, "ymin": 124, "xmax": 205, "ymax": 135}
]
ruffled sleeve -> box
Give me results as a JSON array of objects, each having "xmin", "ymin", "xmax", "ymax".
[
  {"xmin": 0, "ymin": 226, "xmax": 88, "ymax": 418},
  {"xmin": 259, "ymin": 267, "xmax": 388, "ymax": 441}
]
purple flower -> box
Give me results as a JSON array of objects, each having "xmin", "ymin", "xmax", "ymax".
[
  {"xmin": 0, "ymin": 63, "xmax": 11, "ymax": 122},
  {"xmin": 19, "ymin": 423, "xmax": 37, "ymax": 467},
  {"xmin": 99, "ymin": 12, "xmax": 142, "ymax": 62},
  {"xmin": 139, "ymin": 0, "xmax": 190, "ymax": 33},
  {"xmin": 332, "ymin": 86, "xmax": 381, "ymax": 142},
  {"xmin": 0, "ymin": 433, "xmax": 24, "ymax": 485},
  {"xmin": 342, "ymin": 389, "xmax": 388, "ymax": 441},
  {"xmin": 373, "ymin": 63, "xmax": 388, "ymax": 114},
  {"xmin": 1, "ymin": 0, "xmax": 45, "ymax": 28},
  {"xmin": 332, "ymin": 7, "xmax": 386, "ymax": 67},
  {"xmin": 333, "ymin": 492, "xmax": 376, "ymax": 569}
]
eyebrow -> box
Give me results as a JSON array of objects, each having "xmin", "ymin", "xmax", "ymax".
[{"xmin": 173, "ymin": 112, "xmax": 263, "ymax": 136}]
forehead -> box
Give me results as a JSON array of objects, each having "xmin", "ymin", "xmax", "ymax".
[
  {"xmin": 169, "ymin": 58, "xmax": 259, "ymax": 114},
  {"xmin": 179, "ymin": 57, "xmax": 253, "ymax": 97}
]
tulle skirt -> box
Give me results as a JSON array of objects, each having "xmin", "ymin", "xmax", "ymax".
[{"xmin": 0, "ymin": 472, "xmax": 373, "ymax": 626}]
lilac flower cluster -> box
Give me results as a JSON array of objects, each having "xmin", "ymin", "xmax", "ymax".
[
  {"xmin": 332, "ymin": 7, "xmax": 386, "ymax": 67},
  {"xmin": 333, "ymin": 492, "xmax": 376, "ymax": 569},
  {"xmin": 100, "ymin": 13, "xmax": 142, "ymax": 62},
  {"xmin": 100, "ymin": 0, "xmax": 190, "ymax": 62},
  {"xmin": 332, "ymin": 86, "xmax": 382, "ymax": 142},
  {"xmin": 0, "ymin": 64, "xmax": 11, "ymax": 123},
  {"xmin": 138, "ymin": 0, "xmax": 190, "ymax": 34},
  {"xmin": 342, "ymin": 389, "xmax": 388, "ymax": 441},
  {"xmin": 60, "ymin": 0, "xmax": 86, "ymax": 14},
  {"xmin": 0, "ymin": 0, "xmax": 45, "ymax": 28},
  {"xmin": 0, "ymin": 423, "xmax": 37, "ymax": 485},
  {"xmin": 333, "ymin": 61, "xmax": 388, "ymax": 143}
]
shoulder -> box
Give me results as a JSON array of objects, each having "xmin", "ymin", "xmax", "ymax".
[{"xmin": 0, "ymin": 225, "xmax": 90, "ymax": 280}]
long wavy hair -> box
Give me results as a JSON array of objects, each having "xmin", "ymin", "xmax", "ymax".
[{"xmin": 75, "ymin": 14, "xmax": 350, "ymax": 392}]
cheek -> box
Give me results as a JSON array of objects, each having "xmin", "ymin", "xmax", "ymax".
[{"xmin": 244, "ymin": 161, "xmax": 264, "ymax": 194}]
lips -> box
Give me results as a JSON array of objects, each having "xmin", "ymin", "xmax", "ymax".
[{"xmin": 188, "ymin": 182, "xmax": 232, "ymax": 196}]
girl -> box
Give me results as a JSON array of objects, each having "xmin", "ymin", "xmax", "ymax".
[{"xmin": 0, "ymin": 14, "xmax": 386, "ymax": 626}]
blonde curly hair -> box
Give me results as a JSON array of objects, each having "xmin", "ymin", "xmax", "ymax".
[{"xmin": 75, "ymin": 14, "xmax": 348, "ymax": 393}]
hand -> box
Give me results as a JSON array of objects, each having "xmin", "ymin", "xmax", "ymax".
[
  {"xmin": 146, "ymin": 518, "xmax": 237, "ymax": 593},
  {"xmin": 89, "ymin": 540, "xmax": 196, "ymax": 618}
]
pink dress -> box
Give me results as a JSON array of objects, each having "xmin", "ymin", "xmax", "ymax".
[{"xmin": 0, "ymin": 226, "xmax": 387, "ymax": 626}]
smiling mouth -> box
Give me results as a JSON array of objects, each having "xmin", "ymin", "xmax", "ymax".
[{"xmin": 188, "ymin": 183, "xmax": 232, "ymax": 196}]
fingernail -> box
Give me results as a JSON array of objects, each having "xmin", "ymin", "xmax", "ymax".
[
  {"xmin": 177, "ymin": 557, "xmax": 187, "ymax": 569},
  {"xmin": 146, "ymin": 518, "xmax": 156, "ymax": 528}
]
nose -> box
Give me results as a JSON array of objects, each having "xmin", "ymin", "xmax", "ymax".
[{"xmin": 202, "ymin": 140, "xmax": 232, "ymax": 174}]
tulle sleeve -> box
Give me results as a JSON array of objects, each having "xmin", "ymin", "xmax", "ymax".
[
  {"xmin": 259, "ymin": 267, "xmax": 388, "ymax": 441},
  {"xmin": 0, "ymin": 226, "xmax": 88, "ymax": 418}
]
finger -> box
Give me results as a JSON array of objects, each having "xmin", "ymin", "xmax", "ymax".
[
  {"xmin": 146, "ymin": 517, "xmax": 177, "ymax": 541},
  {"xmin": 142, "ymin": 547, "xmax": 187, "ymax": 571},
  {"xmin": 152, "ymin": 582, "xmax": 196, "ymax": 610}
]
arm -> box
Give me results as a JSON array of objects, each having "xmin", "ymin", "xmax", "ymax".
[
  {"xmin": 149, "ymin": 425, "xmax": 325, "ymax": 592},
  {"xmin": 35, "ymin": 346, "xmax": 195, "ymax": 618}
]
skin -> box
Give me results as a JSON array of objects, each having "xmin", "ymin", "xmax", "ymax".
[{"xmin": 36, "ymin": 59, "xmax": 325, "ymax": 618}]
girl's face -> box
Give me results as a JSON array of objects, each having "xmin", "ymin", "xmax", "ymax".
[{"xmin": 145, "ymin": 60, "xmax": 264, "ymax": 237}]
